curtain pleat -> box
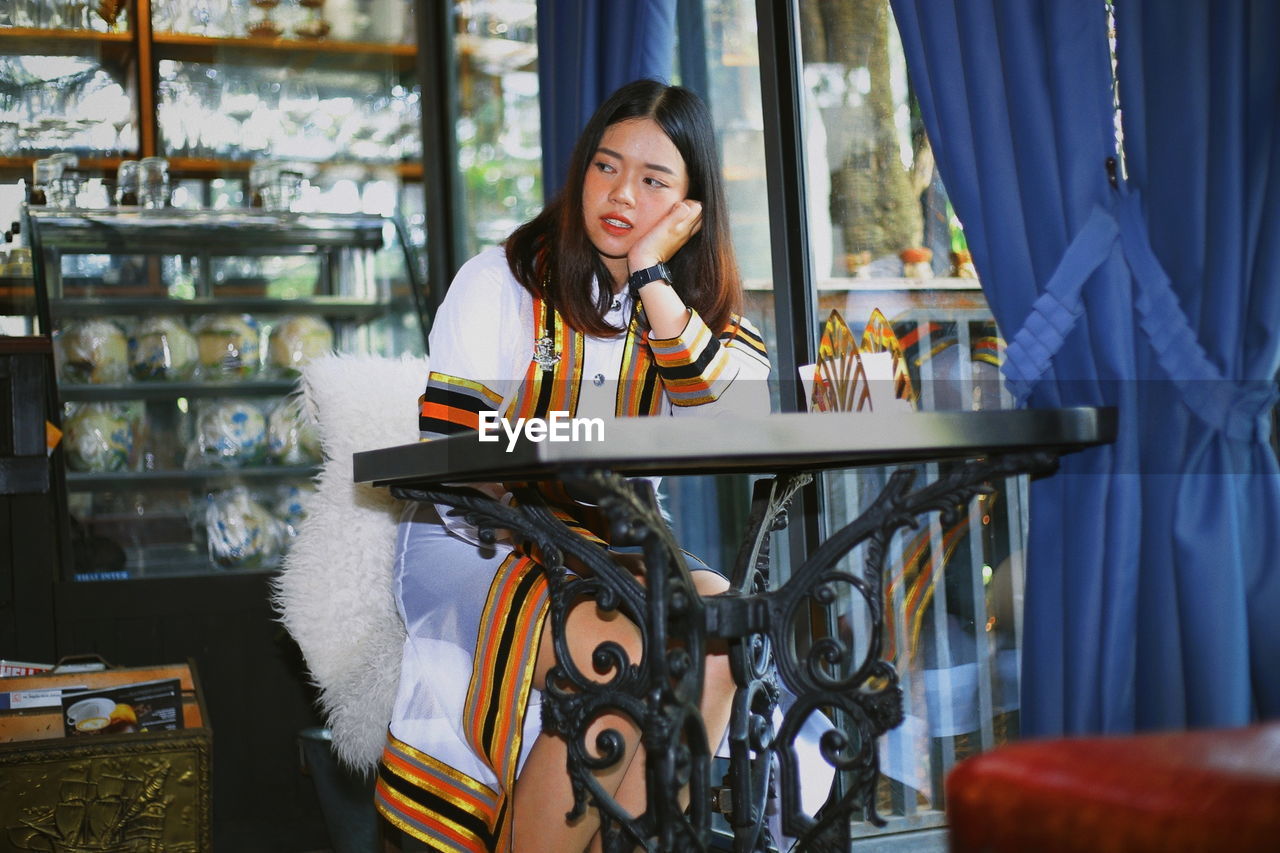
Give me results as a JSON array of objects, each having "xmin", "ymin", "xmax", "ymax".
[{"xmin": 892, "ymin": 0, "xmax": 1280, "ymax": 735}]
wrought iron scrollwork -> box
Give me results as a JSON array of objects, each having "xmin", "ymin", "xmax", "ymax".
[{"xmin": 393, "ymin": 448, "xmax": 1060, "ymax": 852}]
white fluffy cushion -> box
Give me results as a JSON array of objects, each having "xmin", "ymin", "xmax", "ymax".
[{"xmin": 272, "ymin": 352, "xmax": 427, "ymax": 771}]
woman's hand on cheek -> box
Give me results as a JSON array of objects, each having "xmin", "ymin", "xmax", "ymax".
[{"xmin": 628, "ymin": 200, "xmax": 703, "ymax": 271}]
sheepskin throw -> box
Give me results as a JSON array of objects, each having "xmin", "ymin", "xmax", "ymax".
[{"xmin": 272, "ymin": 353, "xmax": 427, "ymax": 771}]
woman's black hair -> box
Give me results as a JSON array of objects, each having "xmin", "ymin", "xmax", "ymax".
[{"xmin": 506, "ymin": 79, "xmax": 741, "ymax": 337}]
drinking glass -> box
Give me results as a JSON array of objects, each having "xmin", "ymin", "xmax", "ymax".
[
  {"xmin": 221, "ymin": 72, "xmax": 260, "ymax": 158},
  {"xmin": 54, "ymin": 0, "xmax": 89, "ymax": 30},
  {"xmin": 30, "ymin": 158, "xmax": 60, "ymax": 206},
  {"xmin": 12, "ymin": 0, "xmax": 43, "ymax": 27},
  {"xmin": 50, "ymin": 175, "xmax": 82, "ymax": 209},
  {"xmin": 115, "ymin": 160, "xmax": 139, "ymax": 205},
  {"xmin": 248, "ymin": 161, "xmax": 279, "ymax": 208},
  {"xmin": 278, "ymin": 77, "xmax": 318, "ymax": 155},
  {"xmin": 138, "ymin": 157, "xmax": 170, "ymax": 209},
  {"xmin": 0, "ymin": 120, "xmax": 18, "ymax": 153},
  {"xmin": 248, "ymin": 0, "xmax": 281, "ymax": 37},
  {"xmin": 273, "ymin": 169, "xmax": 306, "ymax": 211}
]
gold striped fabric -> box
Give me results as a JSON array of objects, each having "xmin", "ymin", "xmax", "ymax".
[
  {"xmin": 647, "ymin": 310, "xmax": 768, "ymax": 407},
  {"xmin": 860, "ymin": 308, "xmax": 917, "ymax": 407},
  {"xmin": 377, "ymin": 551, "xmax": 549, "ymax": 852},
  {"xmin": 883, "ymin": 519, "xmax": 968, "ymax": 663},
  {"xmin": 462, "ymin": 552, "xmax": 551, "ymax": 794},
  {"xmin": 506, "ymin": 297, "xmax": 584, "ymax": 422},
  {"xmin": 376, "ymin": 731, "xmax": 505, "ymax": 852},
  {"xmin": 420, "ymin": 371, "xmax": 505, "ymax": 438}
]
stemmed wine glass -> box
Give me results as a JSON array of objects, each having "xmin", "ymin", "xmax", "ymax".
[
  {"xmin": 278, "ymin": 77, "xmax": 319, "ymax": 156},
  {"xmin": 220, "ymin": 72, "xmax": 260, "ymax": 158}
]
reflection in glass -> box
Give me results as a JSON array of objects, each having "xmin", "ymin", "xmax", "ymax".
[
  {"xmin": 0, "ymin": 58, "xmax": 135, "ymax": 155},
  {"xmin": 453, "ymin": 0, "xmax": 541, "ymax": 255},
  {"xmin": 791, "ymin": 2, "xmax": 1021, "ymax": 839}
]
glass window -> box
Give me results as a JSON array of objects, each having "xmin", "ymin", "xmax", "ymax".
[
  {"xmin": 660, "ymin": 0, "xmax": 778, "ymax": 577},
  {"xmin": 794, "ymin": 0, "xmax": 1023, "ymax": 838},
  {"xmin": 453, "ymin": 0, "xmax": 541, "ymax": 256}
]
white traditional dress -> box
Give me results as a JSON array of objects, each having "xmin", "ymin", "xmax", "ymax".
[{"xmin": 374, "ymin": 247, "xmax": 771, "ymax": 851}]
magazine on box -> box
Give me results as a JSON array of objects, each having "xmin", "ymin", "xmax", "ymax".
[
  {"xmin": 0, "ymin": 685, "xmax": 87, "ymax": 711},
  {"xmin": 0, "ymin": 659, "xmax": 54, "ymax": 678},
  {"xmin": 60, "ymin": 678, "xmax": 184, "ymax": 736}
]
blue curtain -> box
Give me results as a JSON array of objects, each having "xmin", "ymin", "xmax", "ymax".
[
  {"xmin": 889, "ymin": 0, "xmax": 1280, "ymax": 735},
  {"xmin": 536, "ymin": 0, "xmax": 678, "ymax": 200}
]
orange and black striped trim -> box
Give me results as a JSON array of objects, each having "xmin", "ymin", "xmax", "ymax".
[
  {"xmin": 883, "ymin": 519, "xmax": 968, "ymax": 662},
  {"xmin": 463, "ymin": 552, "xmax": 550, "ymax": 807},
  {"xmin": 506, "ymin": 297, "xmax": 583, "ymax": 422},
  {"xmin": 723, "ymin": 314, "xmax": 768, "ymax": 362},
  {"xmin": 616, "ymin": 306, "xmax": 664, "ymax": 417},
  {"xmin": 648, "ymin": 311, "xmax": 768, "ymax": 407},
  {"xmin": 420, "ymin": 372, "xmax": 504, "ymax": 438},
  {"xmin": 375, "ymin": 731, "xmax": 505, "ymax": 852}
]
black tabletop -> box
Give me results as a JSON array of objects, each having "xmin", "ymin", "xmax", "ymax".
[{"xmin": 353, "ymin": 407, "xmax": 1116, "ymax": 487}]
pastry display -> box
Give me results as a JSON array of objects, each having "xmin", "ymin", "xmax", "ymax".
[
  {"xmin": 129, "ymin": 316, "xmax": 199, "ymax": 381},
  {"xmin": 56, "ymin": 319, "xmax": 129, "ymax": 384},
  {"xmin": 268, "ymin": 315, "xmax": 334, "ymax": 376},
  {"xmin": 204, "ymin": 487, "xmax": 284, "ymax": 568},
  {"xmin": 273, "ymin": 482, "xmax": 317, "ymax": 538},
  {"xmin": 187, "ymin": 399, "xmax": 269, "ymax": 469},
  {"xmin": 63, "ymin": 403, "xmax": 134, "ymax": 472},
  {"xmin": 267, "ymin": 396, "xmax": 322, "ymax": 465},
  {"xmin": 192, "ymin": 313, "xmax": 262, "ymax": 379}
]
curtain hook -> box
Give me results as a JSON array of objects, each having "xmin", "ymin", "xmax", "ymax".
[{"xmin": 1105, "ymin": 156, "xmax": 1119, "ymax": 189}]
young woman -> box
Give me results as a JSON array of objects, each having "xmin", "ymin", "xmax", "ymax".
[{"xmin": 377, "ymin": 79, "xmax": 771, "ymax": 853}]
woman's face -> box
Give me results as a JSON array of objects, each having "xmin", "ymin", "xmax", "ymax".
[{"xmin": 582, "ymin": 117, "xmax": 690, "ymax": 283}]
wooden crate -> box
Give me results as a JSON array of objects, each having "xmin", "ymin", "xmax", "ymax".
[{"xmin": 0, "ymin": 661, "xmax": 211, "ymax": 852}]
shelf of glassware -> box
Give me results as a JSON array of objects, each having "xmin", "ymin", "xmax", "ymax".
[
  {"xmin": 2, "ymin": 157, "xmax": 422, "ymax": 180},
  {"xmin": 0, "ymin": 26, "xmax": 137, "ymax": 175},
  {"xmin": 0, "ymin": 156, "xmax": 129, "ymax": 174},
  {"xmin": 0, "ymin": 27, "xmax": 421, "ymax": 178},
  {"xmin": 0, "ymin": 27, "xmax": 133, "ymax": 57},
  {"xmin": 153, "ymin": 31, "xmax": 422, "ymax": 178},
  {"xmin": 149, "ymin": 31, "xmax": 416, "ymax": 71},
  {"xmin": 162, "ymin": 157, "xmax": 423, "ymax": 180}
]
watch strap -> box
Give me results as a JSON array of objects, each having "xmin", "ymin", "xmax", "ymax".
[{"xmin": 627, "ymin": 262, "xmax": 672, "ymax": 300}]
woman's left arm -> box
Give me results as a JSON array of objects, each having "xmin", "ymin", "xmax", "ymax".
[
  {"xmin": 646, "ymin": 309, "xmax": 772, "ymax": 417},
  {"xmin": 626, "ymin": 200, "xmax": 771, "ymax": 416}
]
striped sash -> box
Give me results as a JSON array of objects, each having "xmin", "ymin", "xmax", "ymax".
[{"xmin": 377, "ymin": 551, "xmax": 549, "ymax": 852}]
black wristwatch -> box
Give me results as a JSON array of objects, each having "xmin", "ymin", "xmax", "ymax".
[{"xmin": 626, "ymin": 262, "xmax": 672, "ymax": 300}]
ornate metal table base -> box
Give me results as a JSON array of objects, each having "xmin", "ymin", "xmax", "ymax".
[{"xmin": 392, "ymin": 450, "xmax": 1059, "ymax": 852}]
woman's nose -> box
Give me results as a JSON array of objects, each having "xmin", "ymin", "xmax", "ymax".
[{"xmin": 609, "ymin": 180, "xmax": 635, "ymax": 206}]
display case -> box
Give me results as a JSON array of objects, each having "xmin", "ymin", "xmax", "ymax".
[
  {"xmin": 1, "ymin": 0, "xmax": 422, "ymax": 204},
  {"xmin": 26, "ymin": 205, "xmax": 427, "ymax": 581}
]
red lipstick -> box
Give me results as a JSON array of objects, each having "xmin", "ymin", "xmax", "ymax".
[{"xmin": 600, "ymin": 214, "xmax": 632, "ymax": 236}]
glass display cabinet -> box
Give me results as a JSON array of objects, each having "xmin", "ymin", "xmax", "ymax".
[{"xmin": 26, "ymin": 206, "xmax": 427, "ymax": 581}]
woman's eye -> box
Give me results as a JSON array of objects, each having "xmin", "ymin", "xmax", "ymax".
[
  {"xmin": 594, "ymin": 161, "xmax": 616, "ymax": 174},
  {"xmin": 644, "ymin": 177, "xmax": 668, "ymax": 189}
]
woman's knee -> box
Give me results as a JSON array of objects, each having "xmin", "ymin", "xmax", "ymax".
[{"xmin": 690, "ymin": 569, "xmax": 730, "ymax": 597}]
